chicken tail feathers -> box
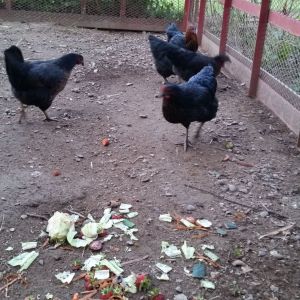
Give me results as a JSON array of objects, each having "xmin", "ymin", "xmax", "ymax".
[
  {"xmin": 166, "ymin": 23, "xmax": 181, "ymax": 41},
  {"xmin": 213, "ymin": 53, "xmax": 230, "ymax": 74}
]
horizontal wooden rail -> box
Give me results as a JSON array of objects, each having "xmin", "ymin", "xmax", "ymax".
[{"xmin": 219, "ymin": 0, "xmax": 300, "ymax": 36}]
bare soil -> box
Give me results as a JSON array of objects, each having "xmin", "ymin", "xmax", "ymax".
[{"xmin": 0, "ymin": 22, "xmax": 299, "ymax": 300}]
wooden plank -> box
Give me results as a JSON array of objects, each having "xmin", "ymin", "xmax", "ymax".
[
  {"xmin": 0, "ymin": 9, "xmax": 173, "ymax": 32},
  {"xmin": 197, "ymin": 0, "xmax": 207, "ymax": 46},
  {"xmin": 219, "ymin": 0, "xmax": 260, "ymax": 17},
  {"xmin": 80, "ymin": 0, "xmax": 87, "ymax": 15},
  {"xmin": 269, "ymin": 11, "xmax": 300, "ymax": 37},
  {"xmin": 219, "ymin": 0, "xmax": 232, "ymax": 53},
  {"xmin": 219, "ymin": 0, "xmax": 300, "ymax": 37},
  {"xmin": 249, "ymin": 0, "xmax": 270, "ymax": 98},
  {"xmin": 5, "ymin": 0, "xmax": 11, "ymax": 11},
  {"xmin": 120, "ymin": 0, "xmax": 126, "ymax": 17},
  {"xmin": 182, "ymin": 0, "xmax": 192, "ymax": 31}
]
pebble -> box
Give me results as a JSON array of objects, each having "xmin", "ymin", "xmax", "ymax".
[
  {"xmin": 174, "ymin": 294, "xmax": 188, "ymax": 300},
  {"xmin": 126, "ymin": 240, "xmax": 134, "ymax": 246},
  {"xmin": 186, "ymin": 204, "xmax": 196, "ymax": 212},
  {"xmin": 270, "ymin": 285, "xmax": 279, "ymax": 293},
  {"xmin": 232, "ymin": 259, "xmax": 246, "ymax": 267},
  {"xmin": 258, "ymin": 248, "xmax": 268, "ymax": 257},
  {"xmin": 38, "ymin": 259, "xmax": 44, "ymax": 266},
  {"xmin": 228, "ymin": 184, "xmax": 237, "ymax": 192},
  {"xmin": 139, "ymin": 114, "xmax": 148, "ymax": 119},
  {"xmin": 20, "ymin": 214, "xmax": 28, "ymax": 219},
  {"xmin": 259, "ymin": 211, "xmax": 269, "ymax": 218},
  {"xmin": 126, "ymin": 82, "xmax": 133, "ymax": 86},
  {"xmin": 9, "ymin": 228, "xmax": 15, "ymax": 232},
  {"xmin": 270, "ymin": 250, "xmax": 283, "ymax": 259},
  {"xmin": 244, "ymin": 295, "xmax": 254, "ymax": 300},
  {"xmin": 175, "ymin": 286, "xmax": 182, "ymax": 293}
]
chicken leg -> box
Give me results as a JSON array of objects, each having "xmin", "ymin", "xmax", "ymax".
[
  {"xmin": 184, "ymin": 127, "xmax": 193, "ymax": 152},
  {"xmin": 42, "ymin": 111, "xmax": 57, "ymax": 122},
  {"xmin": 194, "ymin": 122, "xmax": 204, "ymax": 139},
  {"xmin": 18, "ymin": 103, "xmax": 27, "ymax": 124}
]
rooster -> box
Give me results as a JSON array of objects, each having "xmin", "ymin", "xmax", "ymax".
[
  {"xmin": 149, "ymin": 35, "xmax": 230, "ymax": 82},
  {"xmin": 4, "ymin": 45, "xmax": 84, "ymax": 123},
  {"xmin": 160, "ymin": 65, "xmax": 218, "ymax": 151},
  {"xmin": 166, "ymin": 23, "xmax": 198, "ymax": 52}
]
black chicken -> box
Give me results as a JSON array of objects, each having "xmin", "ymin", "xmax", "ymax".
[
  {"xmin": 161, "ymin": 65, "xmax": 218, "ymax": 151},
  {"xmin": 149, "ymin": 35, "xmax": 230, "ymax": 82},
  {"xmin": 148, "ymin": 35, "xmax": 174, "ymax": 84},
  {"xmin": 4, "ymin": 45, "xmax": 84, "ymax": 123}
]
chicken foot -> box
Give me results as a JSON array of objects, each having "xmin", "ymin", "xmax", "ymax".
[
  {"xmin": 194, "ymin": 122, "xmax": 204, "ymax": 139},
  {"xmin": 42, "ymin": 111, "xmax": 58, "ymax": 122}
]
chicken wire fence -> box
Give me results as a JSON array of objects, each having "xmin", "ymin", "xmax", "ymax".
[
  {"xmin": 0, "ymin": 0, "xmax": 185, "ymax": 31},
  {"xmin": 201, "ymin": 0, "xmax": 300, "ymax": 110}
]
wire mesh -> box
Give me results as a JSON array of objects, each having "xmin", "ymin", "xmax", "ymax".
[
  {"xmin": 1, "ymin": 1, "xmax": 185, "ymax": 28},
  {"xmin": 204, "ymin": 0, "xmax": 223, "ymax": 37},
  {"xmin": 227, "ymin": 7, "xmax": 258, "ymax": 61},
  {"xmin": 270, "ymin": 0, "xmax": 300, "ymax": 19},
  {"xmin": 261, "ymin": 23, "xmax": 300, "ymax": 108}
]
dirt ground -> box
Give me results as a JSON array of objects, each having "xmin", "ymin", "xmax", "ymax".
[{"xmin": 0, "ymin": 22, "xmax": 299, "ymax": 300}]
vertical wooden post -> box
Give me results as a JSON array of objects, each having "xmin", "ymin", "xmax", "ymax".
[
  {"xmin": 249, "ymin": 0, "xmax": 270, "ymax": 98},
  {"xmin": 219, "ymin": 0, "xmax": 232, "ymax": 53},
  {"xmin": 120, "ymin": 0, "xmax": 126, "ymax": 17},
  {"xmin": 182, "ymin": 0, "xmax": 192, "ymax": 31},
  {"xmin": 197, "ymin": 0, "xmax": 207, "ymax": 46},
  {"xmin": 80, "ymin": 0, "xmax": 87, "ymax": 14},
  {"xmin": 5, "ymin": 0, "xmax": 12, "ymax": 11}
]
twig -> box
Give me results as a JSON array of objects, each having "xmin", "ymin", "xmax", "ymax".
[
  {"xmin": 258, "ymin": 223, "xmax": 295, "ymax": 240},
  {"xmin": 196, "ymin": 252, "xmax": 221, "ymax": 269},
  {"xmin": 16, "ymin": 38, "xmax": 24, "ymax": 46},
  {"xmin": 25, "ymin": 213, "xmax": 48, "ymax": 221},
  {"xmin": 66, "ymin": 209, "xmax": 86, "ymax": 219},
  {"xmin": 131, "ymin": 156, "xmax": 144, "ymax": 164},
  {"xmin": 79, "ymin": 290, "xmax": 98, "ymax": 300},
  {"xmin": 0, "ymin": 214, "xmax": 4, "ymax": 232},
  {"xmin": 192, "ymin": 233, "xmax": 210, "ymax": 239},
  {"xmin": 0, "ymin": 274, "xmax": 22, "ymax": 292},
  {"xmin": 185, "ymin": 183, "xmax": 288, "ymax": 220},
  {"xmin": 184, "ymin": 184, "xmax": 255, "ymax": 209},
  {"xmin": 121, "ymin": 255, "xmax": 149, "ymax": 266}
]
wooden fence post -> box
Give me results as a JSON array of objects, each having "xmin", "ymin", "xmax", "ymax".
[
  {"xmin": 80, "ymin": 0, "xmax": 87, "ymax": 14},
  {"xmin": 5, "ymin": 0, "xmax": 12, "ymax": 11},
  {"xmin": 249, "ymin": 0, "xmax": 270, "ymax": 98},
  {"xmin": 219, "ymin": 0, "xmax": 232, "ymax": 53},
  {"xmin": 197, "ymin": 0, "xmax": 207, "ymax": 46},
  {"xmin": 182, "ymin": 0, "xmax": 192, "ymax": 31},
  {"xmin": 120, "ymin": 0, "xmax": 126, "ymax": 17}
]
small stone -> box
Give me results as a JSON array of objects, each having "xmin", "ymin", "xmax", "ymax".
[
  {"xmin": 259, "ymin": 211, "xmax": 269, "ymax": 218},
  {"xmin": 75, "ymin": 157, "xmax": 81, "ymax": 162},
  {"xmin": 89, "ymin": 240, "xmax": 103, "ymax": 251},
  {"xmin": 270, "ymin": 285, "xmax": 279, "ymax": 293},
  {"xmin": 228, "ymin": 184, "xmax": 237, "ymax": 192},
  {"xmin": 270, "ymin": 250, "xmax": 283, "ymax": 259},
  {"xmin": 232, "ymin": 259, "xmax": 246, "ymax": 267},
  {"xmin": 210, "ymin": 271, "xmax": 220, "ymax": 279},
  {"xmin": 9, "ymin": 228, "xmax": 15, "ymax": 232},
  {"xmin": 38, "ymin": 259, "xmax": 44, "ymax": 266},
  {"xmin": 88, "ymin": 93, "xmax": 95, "ymax": 98},
  {"xmin": 174, "ymin": 294, "xmax": 188, "ymax": 300},
  {"xmin": 126, "ymin": 82, "xmax": 133, "ymax": 86},
  {"xmin": 146, "ymin": 218, "xmax": 153, "ymax": 224},
  {"xmin": 72, "ymin": 87, "xmax": 80, "ymax": 93},
  {"xmin": 186, "ymin": 204, "xmax": 196, "ymax": 212},
  {"xmin": 216, "ymin": 228, "xmax": 227, "ymax": 236},
  {"xmin": 244, "ymin": 295, "xmax": 254, "ymax": 300},
  {"xmin": 224, "ymin": 221, "xmax": 237, "ymax": 229},
  {"xmin": 20, "ymin": 214, "xmax": 28, "ymax": 220},
  {"xmin": 258, "ymin": 248, "xmax": 267, "ymax": 257},
  {"xmin": 126, "ymin": 240, "xmax": 134, "ymax": 246},
  {"xmin": 139, "ymin": 114, "xmax": 148, "ymax": 119},
  {"xmin": 175, "ymin": 286, "xmax": 182, "ymax": 293}
]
